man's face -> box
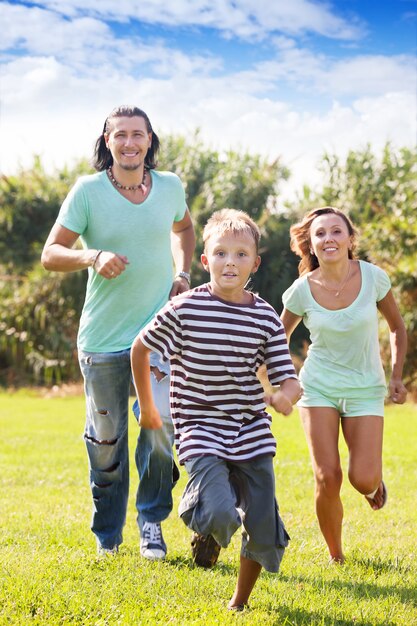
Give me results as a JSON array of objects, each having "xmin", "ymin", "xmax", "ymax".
[{"xmin": 105, "ymin": 116, "xmax": 152, "ymax": 171}]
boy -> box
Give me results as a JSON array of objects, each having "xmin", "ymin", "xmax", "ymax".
[{"xmin": 131, "ymin": 209, "xmax": 300, "ymax": 610}]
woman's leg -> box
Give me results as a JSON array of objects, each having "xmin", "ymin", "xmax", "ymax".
[
  {"xmin": 341, "ymin": 415, "xmax": 384, "ymax": 508},
  {"xmin": 299, "ymin": 406, "xmax": 344, "ymax": 562},
  {"xmin": 228, "ymin": 556, "xmax": 262, "ymax": 610}
]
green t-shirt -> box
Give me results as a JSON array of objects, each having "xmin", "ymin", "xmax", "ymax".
[
  {"xmin": 282, "ymin": 260, "xmax": 391, "ymax": 396},
  {"xmin": 57, "ymin": 170, "xmax": 187, "ymax": 352}
]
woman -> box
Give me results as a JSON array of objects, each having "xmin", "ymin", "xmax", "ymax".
[{"xmin": 281, "ymin": 207, "xmax": 407, "ymax": 563}]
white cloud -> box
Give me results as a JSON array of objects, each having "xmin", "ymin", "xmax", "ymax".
[
  {"xmin": 18, "ymin": 0, "xmax": 364, "ymax": 40},
  {"xmin": 2, "ymin": 57, "xmax": 415, "ymax": 199},
  {"xmin": 0, "ymin": 0, "xmax": 415, "ymax": 200},
  {"xmin": 0, "ymin": 4, "xmax": 111, "ymax": 54},
  {"xmin": 244, "ymin": 48, "xmax": 416, "ymax": 100},
  {"xmin": 324, "ymin": 55, "xmax": 417, "ymax": 96},
  {"xmin": 0, "ymin": 2, "xmax": 221, "ymax": 76}
]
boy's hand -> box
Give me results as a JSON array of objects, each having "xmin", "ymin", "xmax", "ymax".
[
  {"xmin": 265, "ymin": 391, "xmax": 293, "ymax": 416},
  {"xmin": 139, "ymin": 404, "xmax": 163, "ymax": 429}
]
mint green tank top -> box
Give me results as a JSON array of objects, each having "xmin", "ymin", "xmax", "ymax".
[{"xmin": 282, "ymin": 261, "xmax": 391, "ymax": 396}]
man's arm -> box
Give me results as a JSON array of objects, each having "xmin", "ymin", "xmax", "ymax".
[
  {"xmin": 170, "ymin": 209, "xmax": 196, "ymax": 297},
  {"xmin": 131, "ymin": 336, "xmax": 162, "ymax": 429},
  {"xmin": 41, "ymin": 223, "xmax": 129, "ymax": 279},
  {"xmin": 41, "ymin": 223, "xmax": 93, "ymax": 272}
]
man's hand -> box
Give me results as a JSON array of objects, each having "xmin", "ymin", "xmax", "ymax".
[
  {"xmin": 94, "ymin": 251, "xmax": 129, "ymax": 280},
  {"xmin": 169, "ymin": 276, "xmax": 190, "ymax": 298}
]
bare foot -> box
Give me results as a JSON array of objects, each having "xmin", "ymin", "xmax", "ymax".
[
  {"xmin": 329, "ymin": 555, "xmax": 345, "ymax": 565},
  {"xmin": 228, "ymin": 603, "xmax": 249, "ymax": 611},
  {"xmin": 365, "ymin": 481, "xmax": 387, "ymax": 510}
]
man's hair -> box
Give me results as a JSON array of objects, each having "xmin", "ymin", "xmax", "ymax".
[
  {"xmin": 203, "ymin": 209, "xmax": 261, "ymax": 252},
  {"xmin": 92, "ymin": 105, "xmax": 160, "ymax": 172}
]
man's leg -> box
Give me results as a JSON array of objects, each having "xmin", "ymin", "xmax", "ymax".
[
  {"xmin": 134, "ymin": 367, "xmax": 177, "ymax": 559},
  {"xmin": 79, "ymin": 349, "xmax": 132, "ymax": 552}
]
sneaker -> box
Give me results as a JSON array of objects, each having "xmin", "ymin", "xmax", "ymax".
[
  {"xmin": 97, "ymin": 545, "xmax": 118, "ymax": 557},
  {"xmin": 191, "ymin": 533, "xmax": 221, "ymax": 568},
  {"xmin": 140, "ymin": 522, "xmax": 167, "ymax": 560}
]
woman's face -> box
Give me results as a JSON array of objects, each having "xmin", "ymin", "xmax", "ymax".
[{"xmin": 309, "ymin": 213, "xmax": 352, "ymax": 264}]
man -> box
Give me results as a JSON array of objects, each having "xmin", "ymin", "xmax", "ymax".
[{"xmin": 41, "ymin": 105, "xmax": 195, "ymax": 559}]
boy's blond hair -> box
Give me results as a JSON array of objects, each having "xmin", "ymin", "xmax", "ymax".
[{"xmin": 203, "ymin": 209, "xmax": 261, "ymax": 252}]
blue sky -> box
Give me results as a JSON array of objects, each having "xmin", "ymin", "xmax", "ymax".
[{"xmin": 1, "ymin": 0, "xmax": 416, "ymax": 197}]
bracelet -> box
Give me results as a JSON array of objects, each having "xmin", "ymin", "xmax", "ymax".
[
  {"xmin": 175, "ymin": 271, "xmax": 191, "ymax": 285},
  {"xmin": 91, "ymin": 249, "xmax": 102, "ymax": 270}
]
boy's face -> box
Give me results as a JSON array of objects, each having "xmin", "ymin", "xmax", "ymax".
[{"xmin": 201, "ymin": 230, "xmax": 261, "ymax": 303}]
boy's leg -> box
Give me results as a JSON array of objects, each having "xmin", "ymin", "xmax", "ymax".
[
  {"xmin": 180, "ymin": 456, "xmax": 242, "ymax": 550},
  {"xmin": 79, "ymin": 349, "xmax": 132, "ymax": 552},
  {"xmin": 228, "ymin": 556, "xmax": 262, "ymax": 610},
  {"xmin": 226, "ymin": 457, "xmax": 289, "ymax": 608},
  {"xmin": 134, "ymin": 368, "xmax": 178, "ymax": 559},
  {"xmin": 231, "ymin": 456, "xmax": 289, "ymax": 572}
]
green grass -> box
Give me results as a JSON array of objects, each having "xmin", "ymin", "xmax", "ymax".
[{"xmin": 1, "ymin": 391, "xmax": 416, "ymax": 625}]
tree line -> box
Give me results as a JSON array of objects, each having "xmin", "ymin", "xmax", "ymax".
[{"xmin": 0, "ymin": 140, "xmax": 416, "ymax": 392}]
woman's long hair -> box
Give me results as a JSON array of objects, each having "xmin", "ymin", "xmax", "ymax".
[{"xmin": 92, "ymin": 105, "xmax": 160, "ymax": 172}]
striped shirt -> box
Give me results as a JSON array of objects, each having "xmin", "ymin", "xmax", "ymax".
[{"xmin": 140, "ymin": 284, "xmax": 297, "ymax": 464}]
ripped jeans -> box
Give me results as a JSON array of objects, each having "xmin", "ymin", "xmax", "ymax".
[{"xmin": 79, "ymin": 348, "xmax": 176, "ymax": 550}]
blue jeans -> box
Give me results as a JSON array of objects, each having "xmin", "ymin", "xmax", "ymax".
[{"xmin": 79, "ymin": 348, "xmax": 176, "ymax": 550}]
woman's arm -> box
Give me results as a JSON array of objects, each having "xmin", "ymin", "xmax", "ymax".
[
  {"xmin": 377, "ymin": 289, "xmax": 408, "ymax": 403},
  {"xmin": 280, "ymin": 308, "xmax": 303, "ymax": 341}
]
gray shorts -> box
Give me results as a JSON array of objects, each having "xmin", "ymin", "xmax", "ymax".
[{"xmin": 178, "ymin": 455, "xmax": 290, "ymax": 572}]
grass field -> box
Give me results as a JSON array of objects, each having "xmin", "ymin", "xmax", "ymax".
[{"xmin": 1, "ymin": 391, "xmax": 416, "ymax": 625}]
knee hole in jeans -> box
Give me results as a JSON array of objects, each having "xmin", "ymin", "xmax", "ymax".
[
  {"xmin": 85, "ymin": 434, "xmax": 118, "ymax": 446},
  {"xmin": 92, "ymin": 461, "xmax": 120, "ymax": 489}
]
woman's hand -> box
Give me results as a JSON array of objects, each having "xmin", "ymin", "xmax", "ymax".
[{"xmin": 389, "ymin": 378, "xmax": 407, "ymax": 404}]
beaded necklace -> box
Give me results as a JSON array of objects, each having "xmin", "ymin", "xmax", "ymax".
[{"xmin": 107, "ymin": 167, "xmax": 148, "ymax": 193}]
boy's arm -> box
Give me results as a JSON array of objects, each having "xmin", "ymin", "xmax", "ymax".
[
  {"xmin": 131, "ymin": 336, "xmax": 163, "ymax": 430},
  {"xmin": 265, "ymin": 377, "xmax": 301, "ymax": 417}
]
